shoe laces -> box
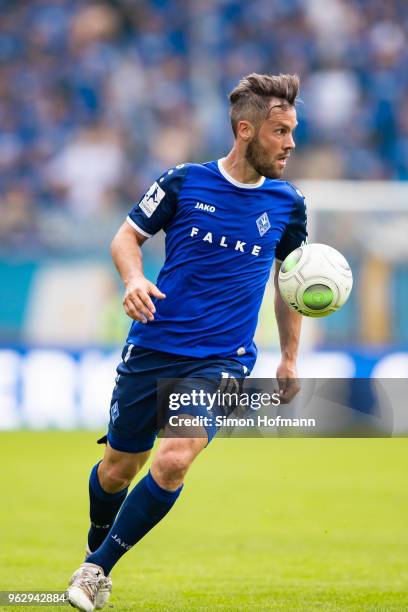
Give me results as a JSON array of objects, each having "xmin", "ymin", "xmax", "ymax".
[
  {"xmin": 98, "ymin": 576, "xmax": 112, "ymax": 591},
  {"xmin": 77, "ymin": 567, "xmax": 103, "ymax": 601}
]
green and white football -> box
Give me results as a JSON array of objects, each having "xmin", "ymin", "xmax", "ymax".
[{"xmin": 278, "ymin": 243, "xmax": 353, "ymax": 317}]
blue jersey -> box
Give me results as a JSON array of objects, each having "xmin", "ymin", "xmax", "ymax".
[{"xmin": 126, "ymin": 159, "xmax": 307, "ymax": 372}]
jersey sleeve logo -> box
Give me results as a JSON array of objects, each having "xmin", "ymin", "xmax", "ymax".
[
  {"xmin": 139, "ymin": 181, "xmax": 166, "ymax": 218},
  {"xmin": 110, "ymin": 401, "xmax": 120, "ymax": 423},
  {"xmin": 256, "ymin": 212, "xmax": 271, "ymax": 237}
]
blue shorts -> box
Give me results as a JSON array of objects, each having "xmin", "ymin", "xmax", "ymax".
[{"xmin": 99, "ymin": 344, "xmax": 246, "ymax": 453}]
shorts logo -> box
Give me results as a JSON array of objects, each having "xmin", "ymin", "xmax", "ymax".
[
  {"xmin": 111, "ymin": 401, "xmax": 120, "ymax": 423},
  {"xmin": 139, "ymin": 182, "xmax": 165, "ymax": 218},
  {"xmin": 256, "ymin": 212, "xmax": 271, "ymax": 237},
  {"xmin": 124, "ymin": 344, "xmax": 134, "ymax": 363}
]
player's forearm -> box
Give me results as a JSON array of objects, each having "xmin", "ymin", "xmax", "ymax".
[
  {"xmin": 274, "ymin": 290, "xmax": 302, "ymax": 363},
  {"xmin": 111, "ymin": 222, "xmax": 165, "ymax": 323},
  {"xmin": 111, "ymin": 224, "xmax": 145, "ymax": 286}
]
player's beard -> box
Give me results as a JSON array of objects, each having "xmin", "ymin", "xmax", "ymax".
[{"xmin": 245, "ymin": 134, "xmax": 283, "ymax": 179}]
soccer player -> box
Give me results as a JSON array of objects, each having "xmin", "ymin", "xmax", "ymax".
[{"xmin": 66, "ymin": 73, "xmax": 307, "ymax": 611}]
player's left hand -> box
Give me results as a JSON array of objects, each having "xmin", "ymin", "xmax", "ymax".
[{"xmin": 276, "ymin": 360, "xmax": 300, "ymax": 404}]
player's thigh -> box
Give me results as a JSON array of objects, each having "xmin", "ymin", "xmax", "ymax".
[{"xmin": 99, "ymin": 442, "xmax": 151, "ymax": 490}]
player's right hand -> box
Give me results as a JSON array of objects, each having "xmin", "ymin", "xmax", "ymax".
[{"xmin": 123, "ymin": 276, "xmax": 166, "ymax": 323}]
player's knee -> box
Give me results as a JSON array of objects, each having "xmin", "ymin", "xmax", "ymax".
[
  {"xmin": 153, "ymin": 448, "xmax": 193, "ymax": 486},
  {"xmin": 99, "ymin": 461, "xmax": 134, "ymax": 492}
]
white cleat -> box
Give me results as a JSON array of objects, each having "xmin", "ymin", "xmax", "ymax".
[
  {"xmin": 94, "ymin": 575, "xmax": 112, "ymax": 610},
  {"xmin": 84, "ymin": 547, "xmax": 112, "ymax": 610},
  {"xmin": 66, "ymin": 563, "xmax": 105, "ymax": 612}
]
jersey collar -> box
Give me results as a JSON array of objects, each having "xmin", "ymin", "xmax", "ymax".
[{"xmin": 217, "ymin": 158, "xmax": 266, "ymax": 189}]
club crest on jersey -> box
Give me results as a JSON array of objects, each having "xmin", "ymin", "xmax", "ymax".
[
  {"xmin": 256, "ymin": 212, "xmax": 270, "ymax": 237},
  {"xmin": 139, "ymin": 181, "xmax": 165, "ymax": 218}
]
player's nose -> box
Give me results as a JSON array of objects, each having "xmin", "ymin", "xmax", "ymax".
[{"xmin": 285, "ymin": 133, "xmax": 296, "ymax": 150}]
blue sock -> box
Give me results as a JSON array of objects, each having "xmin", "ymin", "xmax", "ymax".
[
  {"xmin": 88, "ymin": 463, "xmax": 128, "ymax": 553},
  {"xmin": 87, "ymin": 471, "xmax": 182, "ymax": 575}
]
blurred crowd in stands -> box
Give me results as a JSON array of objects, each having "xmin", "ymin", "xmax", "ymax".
[{"xmin": 1, "ymin": 0, "xmax": 408, "ymax": 252}]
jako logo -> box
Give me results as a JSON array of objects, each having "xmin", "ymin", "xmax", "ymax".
[
  {"xmin": 195, "ymin": 202, "xmax": 216, "ymax": 213},
  {"xmin": 111, "ymin": 534, "xmax": 132, "ymax": 551}
]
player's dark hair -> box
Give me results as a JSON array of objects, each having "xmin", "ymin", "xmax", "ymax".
[{"xmin": 229, "ymin": 73, "xmax": 300, "ymax": 137}]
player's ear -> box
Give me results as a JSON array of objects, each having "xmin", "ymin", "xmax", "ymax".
[{"xmin": 237, "ymin": 120, "xmax": 255, "ymax": 142}]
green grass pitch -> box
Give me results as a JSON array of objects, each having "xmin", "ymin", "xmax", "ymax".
[{"xmin": 0, "ymin": 432, "xmax": 407, "ymax": 611}]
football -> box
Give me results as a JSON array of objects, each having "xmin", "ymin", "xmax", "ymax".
[{"xmin": 278, "ymin": 243, "xmax": 353, "ymax": 317}]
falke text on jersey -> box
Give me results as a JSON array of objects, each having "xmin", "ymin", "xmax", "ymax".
[{"xmin": 190, "ymin": 227, "xmax": 261, "ymax": 256}]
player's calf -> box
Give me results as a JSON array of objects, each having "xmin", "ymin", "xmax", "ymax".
[{"xmin": 87, "ymin": 445, "xmax": 151, "ymax": 553}]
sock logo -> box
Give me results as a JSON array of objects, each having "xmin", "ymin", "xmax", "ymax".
[
  {"xmin": 110, "ymin": 401, "xmax": 120, "ymax": 424},
  {"xmin": 111, "ymin": 533, "xmax": 132, "ymax": 551}
]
